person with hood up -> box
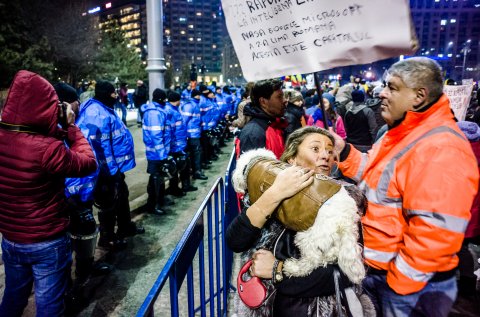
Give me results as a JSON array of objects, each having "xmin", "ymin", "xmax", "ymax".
[
  {"xmin": 79, "ymin": 80, "xmax": 144, "ymax": 250},
  {"xmin": 335, "ymin": 84, "xmax": 354, "ymax": 120},
  {"xmin": 0, "ymin": 70, "xmax": 97, "ymax": 316}
]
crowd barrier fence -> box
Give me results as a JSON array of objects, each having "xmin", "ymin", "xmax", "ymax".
[{"xmin": 136, "ymin": 148, "xmax": 238, "ymax": 317}]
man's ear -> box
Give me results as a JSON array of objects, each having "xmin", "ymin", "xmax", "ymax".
[{"xmin": 412, "ymin": 87, "xmax": 428, "ymax": 110}]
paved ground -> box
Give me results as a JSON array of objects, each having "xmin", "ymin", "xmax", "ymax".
[
  {"xmin": 0, "ymin": 110, "xmax": 479, "ymax": 316},
  {"xmin": 0, "ymin": 112, "xmax": 235, "ymax": 316}
]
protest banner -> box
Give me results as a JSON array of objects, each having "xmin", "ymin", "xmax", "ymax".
[
  {"xmin": 444, "ymin": 84, "xmax": 473, "ymax": 121},
  {"xmin": 221, "ymin": 0, "xmax": 416, "ymax": 81}
]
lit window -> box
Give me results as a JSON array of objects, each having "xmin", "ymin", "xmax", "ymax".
[
  {"xmin": 212, "ymin": 44, "xmax": 217, "ymax": 49},
  {"xmin": 196, "ymin": 12, "xmax": 202, "ymax": 16},
  {"xmin": 188, "ymin": 37, "xmax": 193, "ymax": 41},
  {"xmin": 438, "ymin": 54, "xmax": 444, "ymax": 58},
  {"xmin": 440, "ymin": 20, "xmax": 447, "ymax": 26},
  {"xmin": 165, "ymin": 29, "xmax": 170, "ymax": 35},
  {"xmin": 188, "ymin": 24, "xmax": 194, "ymax": 29},
  {"xmin": 450, "ymin": 19, "xmax": 456, "ymax": 23},
  {"xmin": 197, "ymin": 37, "xmax": 201, "ymax": 41},
  {"xmin": 179, "ymin": 17, "xmax": 187, "ymax": 22},
  {"xmin": 180, "ymin": 30, "xmax": 186, "ymax": 35}
]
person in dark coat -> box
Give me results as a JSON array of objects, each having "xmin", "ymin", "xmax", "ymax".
[
  {"xmin": 343, "ymin": 89, "xmax": 377, "ymax": 152},
  {"xmin": 0, "ymin": 70, "xmax": 97, "ymax": 316},
  {"xmin": 283, "ymin": 90, "xmax": 305, "ymax": 140},
  {"xmin": 133, "ymin": 79, "xmax": 148, "ymax": 126},
  {"xmin": 238, "ymin": 79, "xmax": 287, "ymax": 159}
]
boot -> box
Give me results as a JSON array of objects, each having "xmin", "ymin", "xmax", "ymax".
[{"xmin": 193, "ymin": 172, "xmax": 208, "ymax": 180}]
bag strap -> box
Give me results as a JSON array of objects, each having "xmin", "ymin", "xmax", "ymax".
[
  {"xmin": 333, "ymin": 268, "xmax": 346, "ymax": 317},
  {"xmin": 0, "ymin": 121, "xmax": 41, "ymax": 134}
]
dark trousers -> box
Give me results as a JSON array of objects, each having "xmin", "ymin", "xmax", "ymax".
[
  {"xmin": 201, "ymin": 131, "xmax": 213, "ymax": 163},
  {"xmin": 169, "ymin": 161, "xmax": 191, "ymax": 191},
  {"xmin": 147, "ymin": 174, "xmax": 166, "ymax": 209},
  {"xmin": 94, "ymin": 172, "xmax": 133, "ymax": 238},
  {"xmin": 187, "ymin": 138, "xmax": 202, "ymax": 175}
]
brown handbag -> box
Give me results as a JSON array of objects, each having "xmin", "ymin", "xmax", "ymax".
[{"xmin": 246, "ymin": 158, "xmax": 341, "ymax": 232}]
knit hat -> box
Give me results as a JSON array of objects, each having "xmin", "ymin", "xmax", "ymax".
[
  {"xmin": 198, "ymin": 84, "xmax": 209, "ymax": 93},
  {"xmin": 191, "ymin": 89, "xmax": 201, "ymax": 98},
  {"xmin": 458, "ymin": 121, "xmax": 480, "ymax": 141},
  {"xmin": 152, "ymin": 88, "xmax": 167, "ymax": 103},
  {"xmin": 351, "ymin": 89, "xmax": 365, "ymax": 103},
  {"xmin": 94, "ymin": 80, "xmax": 116, "ymax": 108},
  {"xmin": 168, "ymin": 91, "xmax": 181, "ymax": 103},
  {"xmin": 289, "ymin": 91, "xmax": 304, "ymax": 104},
  {"xmin": 54, "ymin": 83, "xmax": 78, "ymax": 103},
  {"xmin": 322, "ymin": 93, "xmax": 335, "ymax": 108}
]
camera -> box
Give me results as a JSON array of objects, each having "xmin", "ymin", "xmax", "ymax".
[{"xmin": 58, "ymin": 101, "xmax": 68, "ymax": 129}]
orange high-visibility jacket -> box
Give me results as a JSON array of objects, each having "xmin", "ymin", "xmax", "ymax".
[{"xmin": 339, "ymin": 94, "xmax": 479, "ymax": 295}]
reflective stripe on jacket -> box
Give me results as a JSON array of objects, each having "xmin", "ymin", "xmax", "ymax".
[
  {"xmin": 78, "ymin": 98, "xmax": 136, "ymax": 176},
  {"xmin": 166, "ymin": 103, "xmax": 187, "ymax": 153},
  {"xmin": 180, "ymin": 98, "xmax": 201, "ymax": 138},
  {"xmin": 141, "ymin": 102, "xmax": 170, "ymax": 161},
  {"xmin": 200, "ymin": 96, "xmax": 219, "ymax": 131},
  {"xmin": 339, "ymin": 94, "xmax": 479, "ymax": 295}
]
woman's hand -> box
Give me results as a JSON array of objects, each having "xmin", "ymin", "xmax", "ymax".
[
  {"xmin": 268, "ymin": 165, "xmax": 314, "ymax": 201},
  {"xmin": 250, "ymin": 249, "xmax": 276, "ymax": 279}
]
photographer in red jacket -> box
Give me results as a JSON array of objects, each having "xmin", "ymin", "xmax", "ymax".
[{"xmin": 0, "ymin": 70, "xmax": 97, "ymax": 316}]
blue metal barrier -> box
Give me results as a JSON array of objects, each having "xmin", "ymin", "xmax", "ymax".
[{"xmin": 137, "ymin": 148, "xmax": 238, "ymax": 317}]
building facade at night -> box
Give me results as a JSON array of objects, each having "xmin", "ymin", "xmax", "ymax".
[
  {"xmin": 87, "ymin": 0, "xmax": 226, "ymax": 85},
  {"xmin": 86, "ymin": 0, "xmax": 480, "ymax": 84},
  {"xmin": 410, "ymin": 0, "xmax": 480, "ymax": 81}
]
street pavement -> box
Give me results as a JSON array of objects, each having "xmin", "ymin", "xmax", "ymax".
[
  {"xmin": 0, "ymin": 110, "xmax": 236, "ymax": 316},
  {"xmin": 0, "ymin": 109, "xmax": 479, "ymax": 316}
]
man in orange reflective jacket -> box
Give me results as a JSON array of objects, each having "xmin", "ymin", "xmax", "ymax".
[{"xmin": 335, "ymin": 57, "xmax": 479, "ymax": 317}]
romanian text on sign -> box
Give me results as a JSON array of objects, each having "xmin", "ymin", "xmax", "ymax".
[{"xmin": 222, "ymin": 0, "xmax": 415, "ymax": 80}]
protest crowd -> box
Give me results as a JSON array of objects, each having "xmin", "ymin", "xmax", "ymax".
[{"xmin": 0, "ymin": 56, "xmax": 480, "ymax": 317}]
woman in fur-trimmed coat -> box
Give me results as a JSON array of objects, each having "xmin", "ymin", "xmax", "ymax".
[{"xmin": 226, "ymin": 127, "xmax": 375, "ymax": 317}]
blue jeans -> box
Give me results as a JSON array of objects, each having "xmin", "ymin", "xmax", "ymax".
[
  {"xmin": 0, "ymin": 234, "xmax": 72, "ymax": 317},
  {"xmin": 115, "ymin": 102, "xmax": 127, "ymax": 124},
  {"xmin": 362, "ymin": 273, "xmax": 457, "ymax": 317}
]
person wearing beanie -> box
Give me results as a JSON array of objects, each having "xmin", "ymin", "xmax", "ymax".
[
  {"xmin": 141, "ymin": 88, "xmax": 175, "ymax": 215},
  {"xmin": 365, "ymin": 85, "xmax": 387, "ymax": 137},
  {"xmin": 284, "ymin": 90, "xmax": 305, "ymax": 139},
  {"xmin": 133, "ymin": 80, "xmax": 148, "ymax": 127},
  {"xmin": 457, "ymin": 120, "xmax": 480, "ymax": 295},
  {"xmin": 94, "ymin": 80, "xmax": 117, "ymax": 109},
  {"xmin": 0, "ymin": 71, "xmax": 97, "ymax": 316},
  {"xmin": 76, "ymin": 79, "xmax": 144, "ymax": 250},
  {"xmin": 56, "ymin": 82, "xmax": 113, "ymax": 309},
  {"xmin": 180, "ymin": 89, "xmax": 208, "ymax": 180},
  {"xmin": 456, "ymin": 120, "xmax": 480, "ymax": 297},
  {"xmin": 199, "ymin": 85, "xmax": 220, "ymax": 165},
  {"xmin": 308, "ymin": 93, "xmax": 347, "ymax": 139},
  {"xmin": 343, "ymin": 88, "xmax": 377, "ymax": 152},
  {"xmin": 166, "ymin": 91, "xmax": 196, "ymax": 196}
]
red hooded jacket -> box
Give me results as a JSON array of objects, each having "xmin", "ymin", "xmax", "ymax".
[{"xmin": 0, "ymin": 71, "xmax": 97, "ymax": 243}]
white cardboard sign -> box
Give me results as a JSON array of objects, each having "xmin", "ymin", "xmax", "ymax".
[
  {"xmin": 444, "ymin": 84, "xmax": 473, "ymax": 121},
  {"xmin": 221, "ymin": 0, "xmax": 415, "ymax": 81}
]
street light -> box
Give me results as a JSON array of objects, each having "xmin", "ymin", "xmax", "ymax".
[{"xmin": 461, "ymin": 39, "xmax": 471, "ymax": 79}]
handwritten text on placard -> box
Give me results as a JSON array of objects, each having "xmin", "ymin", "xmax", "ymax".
[{"xmin": 222, "ymin": 0, "xmax": 414, "ymax": 80}]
